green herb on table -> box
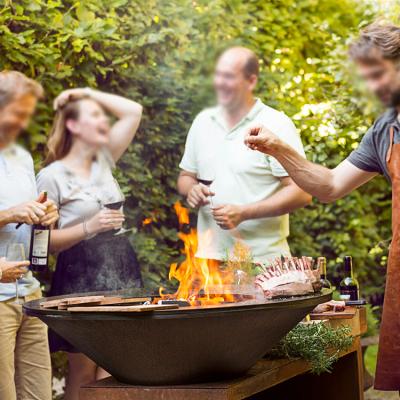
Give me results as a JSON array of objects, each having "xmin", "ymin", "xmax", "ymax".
[{"xmin": 268, "ymin": 322, "xmax": 354, "ymax": 374}]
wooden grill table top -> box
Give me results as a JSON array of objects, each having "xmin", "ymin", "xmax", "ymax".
[{"xmin": 80, "ymin": 307, "xmax": 367, "ymax": 400}]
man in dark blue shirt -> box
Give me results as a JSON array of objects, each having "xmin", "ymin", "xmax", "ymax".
[{"xmin": 244, "ymin": 22, "xmax": 400, "ymax": 392}]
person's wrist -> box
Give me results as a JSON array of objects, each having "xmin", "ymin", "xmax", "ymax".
[
  {"xmin": 237, "ymin": 205, "xmax": 247, "ymax": 223},
  {"xmin": 2, "ymin": 208, "xmax": 16, "ymax": 225},
  {"xmin": 269, "ymin": 137, "xmax": 286, "ymax": 156},
  {"xmin": 84, "ymin": 219, "xmax": 96, "ymax": 236}
]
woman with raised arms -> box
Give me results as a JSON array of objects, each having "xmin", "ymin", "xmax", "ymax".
[{"xmin": 37, "ymin": 88, "xmax": 143, "ymax": 400}]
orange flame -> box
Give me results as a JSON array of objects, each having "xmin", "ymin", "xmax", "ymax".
[
  {"xmin": 142, "ymin": 217, "xmax": 153, "ymax": 226},
  {"xmin": 160, "ymin": 202, "xmax": 235, "ymax": 306}
]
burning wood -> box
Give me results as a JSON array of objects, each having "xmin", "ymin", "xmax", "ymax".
[
  {"xmin": 255, "ymin": 257, "xmax": 322, "ymax": 299},
  {"xmin": 159, "ymin": 202, "xmax": 238, "ymax": 306}
]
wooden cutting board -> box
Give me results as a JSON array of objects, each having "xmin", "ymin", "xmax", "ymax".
[
  {"xmin": 41, "ymin": 296, "xmax": 105, "ymax": 309},
  {"xmin": 310, "ymin": 306, "xmax": 357, "ymax": 320},
  {"xmin": 68, "ymin": 304, "xmax": 179, "ymax": 312},
  {"xmin": 41, "ymin": 296, "xmax": 152, "ymax": 309}
]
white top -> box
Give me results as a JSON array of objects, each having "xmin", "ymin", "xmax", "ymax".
[
  {"xmin": 37, "ymin": 148, "xmax": 121, "ymax": 230},
  {"xmin": 179, "ymin": 99, "xmax": 306, "ymax": 262},
  {"xmin": 0, "ymin": 144, "xmax": 39, "ymax": 301}
]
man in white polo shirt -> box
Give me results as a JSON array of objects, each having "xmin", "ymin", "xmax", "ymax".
[{"xmin": 178, "ymin": 47, "xmax": 311, "ymax": 263}]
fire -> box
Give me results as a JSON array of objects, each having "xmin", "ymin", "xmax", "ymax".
[
  {"xmin": 142, "ymin": 217, "xmax": 153, "ymax": 226},
  {"xmin": 160, "ymin": 202, "xmax": 235, "ymax": 306}
]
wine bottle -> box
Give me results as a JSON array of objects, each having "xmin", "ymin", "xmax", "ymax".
[
  {"xmin": 339, "ymin": 256, "xmax": 359, "ymax": 301},
  {"xmin": 29, "ymin": 191, "xmax": 50, "ymax": 272},
  {"xmin": 317, "ymin": 257, "xmax": 331, "ymax": 289}
]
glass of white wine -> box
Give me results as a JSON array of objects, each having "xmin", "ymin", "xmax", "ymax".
[{"xmin": 6, "ymin": 243, "xmax": 27, "ymax": 305}]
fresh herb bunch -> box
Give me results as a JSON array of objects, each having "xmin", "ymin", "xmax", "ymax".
[{"xmin": 269, "ymin": 322, "xmax": 354, "ymax": 374}]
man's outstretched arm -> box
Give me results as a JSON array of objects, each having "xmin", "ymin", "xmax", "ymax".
[{"xmin": 244, "ymin": 126, "xmax": 377, "ymax": 203}]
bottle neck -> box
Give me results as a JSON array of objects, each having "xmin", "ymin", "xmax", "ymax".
[
  {"xmin": 318, "ymin": 257, "xmax": 327, "ymax": 276},
  {"xmin": 344, "ymin": 257, "xmax": 353, "ymax": 277}
]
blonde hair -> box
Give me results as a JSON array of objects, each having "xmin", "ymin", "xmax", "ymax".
[
  {"xmin": 44, "ymin": 100, "xmax": 82, "ymax": 166},
  {"xmin": 0, "ymin": 70, "xmax": 43, "ymax": 108}
]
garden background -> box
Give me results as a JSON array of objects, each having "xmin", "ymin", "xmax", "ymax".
[{"xmin": 0, "ymin": 0, "xmax": 399, "ymax": 397}]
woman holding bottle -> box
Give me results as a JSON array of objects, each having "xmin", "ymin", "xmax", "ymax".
[{"xmin": 37, "ymin": 88, "xmax": 143, "ymax": 400}]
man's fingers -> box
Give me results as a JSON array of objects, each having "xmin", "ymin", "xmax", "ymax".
[
  {"xmin": 31, "ymin": 206, "xmax": 46, "ymax": 218},
  {"xmin": 245, "ymin": 135, "xmax": 263, "ymax": 145},
  {"xmin": 27, "ymin": 210, "xmax": 39, "ymax": 224},
  {"xmin": 249, "ymin": 126, "xmax": 262, "ymax": 136},
  {"xmin": 187, "ymin": 199, "xmax": 196, "ymax": 208},
  {"xmin": 200, "ymin": 185, "xmax": 215, "ymax": 197}
]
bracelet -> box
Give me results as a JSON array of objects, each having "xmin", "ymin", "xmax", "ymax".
[{"xmin": 82, "ymin": 220, "xmax": 90, "ymax": 238}]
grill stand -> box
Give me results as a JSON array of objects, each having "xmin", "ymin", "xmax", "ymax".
[{"xmin": 80, "ymin": 307, "xmax": 366, "ymax": 400}]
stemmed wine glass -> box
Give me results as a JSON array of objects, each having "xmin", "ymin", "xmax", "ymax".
[
  {"xmin": 102, "ymin": 182, "xmax": 129, "ymax": 236},
  {"xmin": 197, "ymin": 165, "xmax": 216, "ymax": 208},
  {"xmin": 6, "ymin": 243, "xmax": 27, "ymax": 305}
]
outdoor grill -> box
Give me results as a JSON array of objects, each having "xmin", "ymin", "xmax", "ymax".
[{"xmin": 24, "ymin": 288, "xmax": 331, "ymax": 385}]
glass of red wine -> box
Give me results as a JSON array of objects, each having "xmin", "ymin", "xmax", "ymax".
[
  {"xmin": 102, "ymin": 183, "xmax": 128, "ymax": 236},
  {"xmin": 197, "ymin": 167, "xmax": 215, "ymax": 208}
]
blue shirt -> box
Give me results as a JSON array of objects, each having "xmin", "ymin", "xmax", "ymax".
[{"xmin": 0, "ymin": 144, "xmax": 39, "ymax": 301}]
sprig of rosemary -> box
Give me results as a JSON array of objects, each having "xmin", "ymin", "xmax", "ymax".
[{"xmin": 268, "ymin": 322, "xmax": 354, "ymax": 374}]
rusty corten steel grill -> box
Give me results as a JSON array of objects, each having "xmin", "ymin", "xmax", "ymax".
[{"xmin": 24, "ymin": 288, "xmax": 331, "ymax": 385}]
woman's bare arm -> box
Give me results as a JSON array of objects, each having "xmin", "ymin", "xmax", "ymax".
[
  {"xmin": 54, "ymin": 88, "xmax": 143, "ymax": 163},
  {"xmin": 87, "ymin": 90, "xmax": 143, "ymax": 162}
]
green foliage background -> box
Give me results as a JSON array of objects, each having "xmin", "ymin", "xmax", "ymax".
[{"xmin": 0, "ymin": 0, "xmax": 394, "ymax": 301}]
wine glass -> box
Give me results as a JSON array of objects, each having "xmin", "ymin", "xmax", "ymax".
[
  {"xmin": 197, "ymin": 166, "xmax": 216, "ymax": 208},
  {"xmin": 6, "ymin": 243, "xmax": 27, "ymax": 305},
  {"xmin": 102, "ymin": 182, "xmax": 128, "ymax": 236}
]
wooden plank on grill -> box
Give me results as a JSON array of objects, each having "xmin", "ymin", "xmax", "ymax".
[
  {"xmin": 68, "ymin": 304, "xmax": 179, "ymax": 312},
  {"xmin": 65, "ymin": 296, "xmax": 105, "ymax": 305},
  {"xmin": 41, "ymin": 296, "xmax": 152, "ymax": 309},
  {"xmin": 41, "ymin": 298, "xmax": 67, "ymax": 308},
  {"xmin": 99, "ymin": 297, "xmax": 152, "ymax": 306}
]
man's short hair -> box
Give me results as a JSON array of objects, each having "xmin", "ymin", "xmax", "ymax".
[
  {"xmin": 220, "ymin": 47, "xmax": 260, "ymax": 78},
  {"xmin": 349, "ymin": 22, "xmax": 400, "ymax": 63},
  {"xmin": 243, "ymin": 51, "xmax": 259, "ymax": 78},
  {"xmin": 0, "ymin": 70, "xmax": 44, "ymax": 109}
]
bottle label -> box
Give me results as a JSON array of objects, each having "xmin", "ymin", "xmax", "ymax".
[
  {"xmin": 340, "ymin": 288, "xmax": 358, "ymax": 301},
  {"xmin": 32, "ymin": 229, "xmax": 49, "ymax": 258}
]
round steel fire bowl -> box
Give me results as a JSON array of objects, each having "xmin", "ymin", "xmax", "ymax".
[{"xmin": 24, "ymin": 288, "xmax": 331, "ymax": 385}]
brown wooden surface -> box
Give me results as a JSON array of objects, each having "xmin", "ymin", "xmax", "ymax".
[
  {"xmin": 69, "ymin": 303, "xmax": 178, "ymax": 312},
  {"xmin": 80, "ymin": 306, "xmax": 366, "ymax": 400}
]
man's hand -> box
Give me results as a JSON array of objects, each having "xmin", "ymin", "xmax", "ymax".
[
  {"xmin": 212, "ymin": 204, "xmax": 244, "ymax": 230},
  {"xmin": 0, "ymin": 258, "xmax": 29, "ymax": 283},
  {"xmin": 244, "ymin": 125, "xmax": 284, "ymax": 155},
  {"xmin": 8, "ymin": 201, "xmax": 47, "ymax": 225},
  {"xmin": 187, "ymin": 184, "xmax": 214, "ymax": 209},
  {"xmin": 40, "ymin": 199, "xmax": 59, "ymax": 226}
]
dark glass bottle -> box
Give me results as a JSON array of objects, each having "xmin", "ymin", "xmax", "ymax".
[
  {"xmin": 318, "ymin": 257, "xmax": 331, "ymax": 289},
  {"xmin": 29, "ymin": 191, "xmax": 50, "ymax": 272},
  {"xmin": 339, "ymin": 256, "xmax": 359, "ymax": 301}
]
